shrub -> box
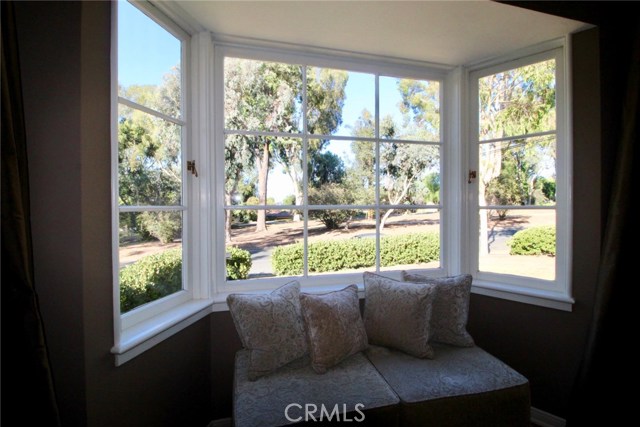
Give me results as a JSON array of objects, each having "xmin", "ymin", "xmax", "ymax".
[
  {"xmin": 120, "ymin": 248, "xmax": 182, "ymax": 313},
  {"xmin": 508, "ymin": 226, "xmax": 556, "ymax": 256},
  {"xmin": 139, "ymin": 211, "xmax": 181, "ymax": 244},
  {"xmin": 226, "ymin": 246, "xmax": 252, "ymax": 280},
  {"xmin": 308, "ymin": 183, "xmax": 358, "ymax": 229},
  {"xmin": 271, "ymin": 233, "xmax": 439, "ymax": 276}
]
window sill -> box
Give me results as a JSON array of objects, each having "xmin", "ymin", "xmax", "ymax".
[
  {"xmin": 111, "ymin": 298, "xmax": 214, "ymax": 366},
  {"xmin": 471, "ymin": 280, "xmax": 574, "ymax": 311}
]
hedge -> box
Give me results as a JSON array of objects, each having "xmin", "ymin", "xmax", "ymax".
[
  {"xmin": 120, "ymin": 246, "xmax": 253, "ymax": 312},
  {"xmin": 226, "ymin": 246, "xmax": 252, "ymax": 280},
  {"xmin": 272, "ymin": 232, "xmax": 439, "ymax": 276},
  {"xmin": 508, "ymin": 226, "xmax": 556, "ymax": 256},
  {"xmin": 120, "ymin": 248, "xmax": 182, "ymax": 313}
]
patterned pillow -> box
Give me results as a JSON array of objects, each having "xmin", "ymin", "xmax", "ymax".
[
  {"xmin": 300, "ymin": 285, "xmax": 368, "ymax": 374},
  {"xmin": 363, "ymin": 272, "xmax": 437, "ymax": 358},
  {"xmin": 401, "ymin": 272, "xmax": 475, "ymax": 347},
  {"xmin": 227, "ymin": 281, "xmax": 307, "ymax": 381}
]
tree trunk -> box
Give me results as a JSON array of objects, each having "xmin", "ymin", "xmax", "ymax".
[
  {"xmin": 256, "ymin": 140, "xmax": 270, "ymax": 232},
  {"xmin": 293, "ymin": 181, "xmax": 303, "ymax": 222}
]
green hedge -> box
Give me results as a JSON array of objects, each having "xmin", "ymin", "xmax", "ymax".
[
  {"xmin": 508, "ymin": 226, "xmax": 556, "ymax": 256},
  {"xmin": 272, "ymin": 232, "xmax": 439, "ymax": 276},
  {"xmin": 226, "ymin": 246, "xmax": 252, "ymax": 280},
  {"xmin": 120, "ymin": 248, "xmax": 182, "ymax": 313},
  {"xmin": 120, "ymin": 246, "xmax": 253, "ymax": 312}
]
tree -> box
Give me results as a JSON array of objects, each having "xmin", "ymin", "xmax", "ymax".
[
  {"xmin": 272, "ymin": 67, "xmax": 348, "ymax": 220},
  {"xmin": 224, "ymin": 59, "xmax": 302, "ymax": 232},
  {"xmin": 477, "ymin": 60, "xmax": 556, "ymax": 252},
  {"xmin": 118, "ymin": 67, "xmax": 182, "ymax": 243},
  {"xmin": 308, "ymin": 151, "xmax": 346, "ymax": 188}
]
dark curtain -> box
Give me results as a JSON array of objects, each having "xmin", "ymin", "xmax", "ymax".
[
  {"xmin": 1, "ymin": 1, "xmax": 61, "ymax": 424},
  {"xmin": 568, "ymin": 20, "xmax": 640, "ymax": 425}
]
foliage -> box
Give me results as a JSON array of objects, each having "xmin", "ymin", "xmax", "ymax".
[
  {"xmin": 308, "ymin": 183, "xmax": 358, "ymax": 229},
  {"xmin": 139, "ymin": 211, "xmax": 181, "ymax": 244},
  {"xmin": 421, "ymin": 172, "xmax": 440, "ymax": 204},
  {"xmin": 120, "ymin": 249, "xmax": 182, "ymax": 313},
  {"xmin": 226, "ymin": 246, "xmax": 252, "ymax": 280},
  {"xmin": 271, "ymin": 233, "xmax": 439, "ymax": 276},
  {"xmin": 508, "ymin": 226, "xmax": 556, "ymax": 256},
  {"xmin": 282, "ymin": 194, "xmax": 296, "ymax": 206},
  {"xmin": 308, "ymin": 151, "xmax": 346, "ymax": 188},
  {"xmin": 540, "ymin": 177, "xmax": 556, "ymax": 202}
]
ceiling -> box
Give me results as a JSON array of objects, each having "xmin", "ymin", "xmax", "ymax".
[{"xmin": 174, "ymin": 0, "xmax": 588, "ymax": 66}]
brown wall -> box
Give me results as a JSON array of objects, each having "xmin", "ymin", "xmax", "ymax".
[
  {"xmin": 15, "ymin": 2, "xmax": 212, "ymax": 426},
  {"xmin": 12, "ymin": 0, "xmax": 616, "ymax": 424}
]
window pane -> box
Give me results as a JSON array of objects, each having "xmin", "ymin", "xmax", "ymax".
[
  {"xmin": 225, "ymin": 135, "xmax": 303, "ymax": 206},
  {"xmin": 227, "ymin": 210, "xmax": 303, "ymax": 279},
  {"xmin": 307, "ymin": 67, "xmax": 374, "ymax": 137},
  {"xmin": 118, "ymin": 105, "xmax": 182, "ymax": 206},
  {"xmin": 380, "ymin": 142, "xmax": 440, "ymax": 206},
  {"xmin": 119, "ymin": 211, "xmax": 183, "ymax": 313},
  {"xmin": 380, "ymin": 76, "xmax": 440, "ymax": 141},
  {"xmin": 379, "ymin": 208, "xmax": 441, "ymax": 271},
  {"xmin": 308, "ymin": 139, "xmax": 374, "ymax": 206},
  {"xmin": 118, "ymin": 0, "xmax": 182, "ymax": 118},
  {"xmin": 479, "ymin": 135, "xmax": 556, "ymax": 207},
  {"xmin": 479, "ymin": 59, "xmax": 556, "ymax": 141},
  {"xmin": 478, "ymin": 208, "xmax": 555, "ymax": 280},
  {"xmin": 224, "ymin": 57, "xmax": 303, "ymax": 133},
  {"xmin": 308, "ymin": 209, "xmax": 376, "ymax": 274}
]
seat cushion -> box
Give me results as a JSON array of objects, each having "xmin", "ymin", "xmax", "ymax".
[
  {"xmin": 233, "ymin": 350, "xmax": 399, "ymax": 427},
  {"xmin": 365, "ymin": 344, "xmax": 530, "ymax": 427}
]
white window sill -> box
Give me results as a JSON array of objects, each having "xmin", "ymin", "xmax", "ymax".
[
  {"xmin": 112, "ymin": 280, "xmax": 573, "ymax": 365},
  {"xmin": 471, "ymin": 280, "xmax": 574, "ymax": 311},
  {"xmin": 111, "ymin": 298, "xmax": 214, "ymax": 366}
]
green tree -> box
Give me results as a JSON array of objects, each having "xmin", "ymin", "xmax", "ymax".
[{"xmin": 308, "ymin": 151, "xmax": 346, "ymax": 188}]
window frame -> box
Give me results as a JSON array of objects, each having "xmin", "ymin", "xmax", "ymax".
[
  {"xmin": 465, "ymin": 41, "xmax": 573, "ymax": 310},
  {"xmin": 213, "ymin": 44, "xmax": 452, "ymax": 294},
  {"xmin": 111, "ymin": 0, "xmax": 204, "ymax": 359}
]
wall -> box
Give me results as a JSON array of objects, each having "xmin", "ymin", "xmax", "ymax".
[{"xmin": 15, "ymin": 2, "xmax": 212, "ymax": 426}]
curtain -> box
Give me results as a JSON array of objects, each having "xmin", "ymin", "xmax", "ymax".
[
  {"xmin": 1, "ymin": 1, "xmax": 61, "ymax": 424},
  {"xmin": 568, "ymin": 21, "xmax": 639, "ymax": 425}
]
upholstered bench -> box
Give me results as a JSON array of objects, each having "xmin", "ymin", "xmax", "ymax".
[
  {"xmin": 233, "ymin": 350, "xmax": 400, "ymax": 426},
  {"xmin": 229, "ymin": 273, "xmax": 530, "ymax": 427},
  {"xmin": 365, "ymin": 344, "xmax": 530, "ymax": 427}
]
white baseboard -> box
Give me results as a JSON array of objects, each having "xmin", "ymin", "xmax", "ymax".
[
  {"xmin": 531, "ymin": 407, "xmax": 566, "ymax": 427},
  {"xmin": 207, "ymin": 418, "xmax": 232, "ymax": 427}
]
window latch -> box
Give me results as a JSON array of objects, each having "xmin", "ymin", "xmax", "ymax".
[
  {"xmin": 468, "ymin": 170, "xmax": 477, "ymax": 184},
  {"xmin": 187, "ymin": 160, "xmax": 198, "ymax": 177}
]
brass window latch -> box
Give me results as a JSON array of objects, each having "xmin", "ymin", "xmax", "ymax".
[
  {"xmin": 187, "ymin": 160, "xmax": 198, "ymax": 177},
  {"xmin": 468, "ymin": 170, "xmax": 477, "ymax": 184}
]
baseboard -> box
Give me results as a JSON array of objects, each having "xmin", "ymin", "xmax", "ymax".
[
  {"xmin": 531, "ymin": 407, "xmax": 566, "ymax": 427},
  {"xmin": 207, "ymin": 418, "xmax": 232, "ymax": 427}
]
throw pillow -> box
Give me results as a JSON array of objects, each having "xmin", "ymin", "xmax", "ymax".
[
  {"xmin": 227, "ymin": 281, "xmax": 307, "ymax": 381},
  {"xmin": 363, "ymin": 272, "xmax": 437, "ymax": 358},
  {"xmin": 401, "ymin": 272, "xmax": 475, "ymax": 347},
  {"xmin": 299, "ymin": 285, "xmax": 368, "ymax": 374}
]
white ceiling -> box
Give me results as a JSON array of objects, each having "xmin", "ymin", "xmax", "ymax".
[{"xmin": 174, "ymin": 0, "xmax": 587, "ymax": 66}]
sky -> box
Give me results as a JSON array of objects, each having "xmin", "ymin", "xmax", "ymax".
[{"xmin": 118, "ymin": 0, "xmax": 437, "ymax": 204}]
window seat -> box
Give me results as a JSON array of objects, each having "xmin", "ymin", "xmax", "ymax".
[{"xmin": 232, "ymin": 343, "xmax": 530, "ymax": 426}]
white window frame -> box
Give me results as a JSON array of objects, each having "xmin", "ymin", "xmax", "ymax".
[
  {"xmin": 111, "ymin": 0, "xmax": 213, "ymax": 365},
  {"xmin": 212, "ymin": 44, "xmax": 452, "ymax": 295},
  {"xmin": 464, "ymin": 40, "xmax": 573, "ymax": 311}
]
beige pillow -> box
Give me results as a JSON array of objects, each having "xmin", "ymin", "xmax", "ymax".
[
  {"xmin": 363, "ymin": 272, "xmax": 437, "ymax": 358},
  {"xmin": 401, "ymin": 272, "xmax": 475, "ymax": 347},
  {"xmin": 227, "ymin": 281, "xmax": 307, "ymax": 380},
  {"xmin": 300, "ymin": 285, "xmax": 368, "ymax": 374}
]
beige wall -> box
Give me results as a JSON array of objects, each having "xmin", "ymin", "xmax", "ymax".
[{"xmin": 14, "ymin": 0, "xmax": 606, "ymax": 423}]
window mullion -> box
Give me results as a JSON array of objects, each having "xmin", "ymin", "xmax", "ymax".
[
  {"xmin": 374, "ymin": 74, "xmax": 381, "ymax": 272},
  {"xmin": 302, "ymin": 66, "xmax": 309, "ymax": 278}
]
